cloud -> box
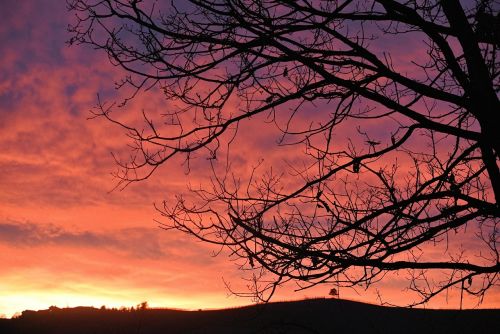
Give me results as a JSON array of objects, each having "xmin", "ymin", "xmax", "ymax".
[{"xmin": 0, "ymin": 220, "xmax": 166, "ymax": 260}]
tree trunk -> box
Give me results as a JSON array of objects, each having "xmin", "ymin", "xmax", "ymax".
[{"xmin": 441, "ymin": 0, "xmax": 500, "ymax": 205}]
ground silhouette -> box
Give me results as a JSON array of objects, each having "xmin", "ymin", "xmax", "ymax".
[{"xmin": 1, "ymin": 298, "xmax": 498, "ymax": 333}]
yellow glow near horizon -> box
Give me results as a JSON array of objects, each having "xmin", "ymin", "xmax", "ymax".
[
  {"xmin": 0, "ymin": 287, "xmax": 251, "ymax": 319},
  {"xmin": 0, "ymin": 294, "xmax": 232, "ymax": 319}
]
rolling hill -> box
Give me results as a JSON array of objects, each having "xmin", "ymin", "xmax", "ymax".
[{"xmin": 1, "ymin": 298, "xmax": 498, "ymax": 333}]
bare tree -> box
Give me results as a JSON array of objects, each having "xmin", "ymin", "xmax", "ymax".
[{"xmin": 68, "ymin": 0, "xmax": 499, "ymax": 306}]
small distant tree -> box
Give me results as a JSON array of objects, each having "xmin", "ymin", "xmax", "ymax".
[
  {"xmin": 329, "ymin": 288, "xmax": 339, "ymax": 299},
  {"xmin": 68, "ymin": 0, "xmax": 499, "ymax": 306},
  {"xmin": 137, "ymin": 301, "xmax": 148, "ymax": 311}
]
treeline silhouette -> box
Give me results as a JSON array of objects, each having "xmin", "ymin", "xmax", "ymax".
[{"xmin": 1, "ymin": 298, "xmax": 498, "ymax": 334}]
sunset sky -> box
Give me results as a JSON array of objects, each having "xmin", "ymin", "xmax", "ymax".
[{"xmin": 0, "ymin": 0, "xmax": 499, "ymax": 318}]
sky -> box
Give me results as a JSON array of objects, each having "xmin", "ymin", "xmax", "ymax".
[{"xmin": 0, "ymin": 0, "xmax": 498, "ymax": 318}]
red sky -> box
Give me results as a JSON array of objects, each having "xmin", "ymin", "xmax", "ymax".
[{"xmin": 0, "ymin": 1, "xmax": 498, "ymax": 317}]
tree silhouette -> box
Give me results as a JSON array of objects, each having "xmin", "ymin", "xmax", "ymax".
[{"xmin": 68, "ymin": 0, "xmax": 499, "ymax": 306}]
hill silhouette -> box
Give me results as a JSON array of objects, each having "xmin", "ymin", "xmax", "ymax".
[{"xmin": 0, "ymin": 298, "xmax": 498, "ymax": 333}]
